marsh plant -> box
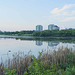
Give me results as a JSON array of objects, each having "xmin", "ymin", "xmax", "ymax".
[{"xmin": 0, "ymin": 47, "xmax": 75, "ymax": 75}]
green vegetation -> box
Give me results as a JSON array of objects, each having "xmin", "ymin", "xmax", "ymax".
[
  {"xmin": 0, "ymin": 48, "xmax": 75, "ymax": 75},
  {"xmin": 0, "ymin": 30, "xmax": 34, "ymax": 36},
  {"xmin": 33, "ymin": 29, "xmax": 75, "ymax": 37},
  {"xmin": 0, "ymin": 29, "xmax": 75, "ymax": 37}
]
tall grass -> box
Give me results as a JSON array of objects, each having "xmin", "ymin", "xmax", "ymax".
[
  {"xmin": 0, "ymin": 47, "xmax": 75, "ymax": 75},
  {"xmin": 41, "ymin": 47, "xmax": 75, "ymax": 64}
]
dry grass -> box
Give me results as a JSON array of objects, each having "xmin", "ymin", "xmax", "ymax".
[
  {"xmin": 0, "ymin": 47, "xmax": 75, "ymax": 75},
  {"xmin": 40, "ymin": 47, "xmax": 75, "ymax": 65}
]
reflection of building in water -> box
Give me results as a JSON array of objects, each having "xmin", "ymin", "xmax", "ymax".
[
  {"xmin": 36, "ymin": 41, "xmax": 43, "ymax": 46},
  {"xmin": 48, "ymin": 42, "xmax": 59, "ymax": 47}
]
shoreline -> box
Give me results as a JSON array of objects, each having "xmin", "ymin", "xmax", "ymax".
[{"xmin": 0, "ymin": 35, "xmax": 75, "ymax": 39}]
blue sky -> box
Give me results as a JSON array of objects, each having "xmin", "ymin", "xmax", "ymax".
[{"xmin": 0, "ymin": 0, "xmax": 75, "ymax": 31}]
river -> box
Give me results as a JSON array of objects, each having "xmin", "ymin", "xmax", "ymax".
[{"xmin": 0, "ymin": 35, "xmax": 75, "ymax": 65}]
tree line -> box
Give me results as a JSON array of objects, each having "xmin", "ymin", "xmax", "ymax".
[
  {"xmin": 33, "ymin": 29, "xmax": 75, "ymax": 37},
  {"xmin": 0, "ymin": 29, "xmax": 75, "ymax": 37},
  {"xmin": 0, "ymin": 30, "xmax": 34, "ymax": 36}
]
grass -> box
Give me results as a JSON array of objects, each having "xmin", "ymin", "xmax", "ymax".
[{"xmin": 0, "ymin": 47, "xmax": 75, "ymax": 75}]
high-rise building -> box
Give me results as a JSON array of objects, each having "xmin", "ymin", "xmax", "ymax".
[
  {"xmin": 36, "ymin": 25, "xmax": 43, "ymax": 31},
  {"xmin": 48, "ymin": 24, "xmax": 59, "ymax": 30}
]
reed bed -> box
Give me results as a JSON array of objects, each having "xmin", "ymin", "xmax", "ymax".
[
  {"xmin": 0, "ymin": 47, "xmax": 75, "ymax": 75},
  {"xmin": 40, "ymin": 47, "xmax": 75, "ymax": 66}
]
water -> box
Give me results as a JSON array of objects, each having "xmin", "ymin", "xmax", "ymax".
[{"xmin": 0, "ymin": 36, "xmax": 75, "ymax": 64}]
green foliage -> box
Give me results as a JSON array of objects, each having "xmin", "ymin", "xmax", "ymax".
[
  {"xmin": 59, "ymin": 50, "xmax": 75, "ymax": 70},
  {"xmin": 33, "ymin": 31, "xmax": 41, "ymax": 36},
  {"xmin": 2, "ymin": 49, "xmax": 75, "ymax": 75},
  {"xmin": 23, "ymin": 71, "xmax": 28, "ymax": 75},
  {"xmin": 4, "ymin": 66, "xmax": 75, "ymax": 75},
  {"xmin": 27, "ymin": 53, "xmax": 57, "ymax": 75},
  {"xmin": 0, "ymin": 29, "xmax": 75, "ymax": 37},
  {"xmin": 64, "ymin": 66, "xmax": 75, "ymax": 75},
  {"xmin": 4, "ymin": 69, "xmax": 18, "ymax": 75},
  {"xmin": 0, "ymin": 30, "xmax": 34, "ymax": 36},
  {"xmin": 33, "ymin": 29, "xmax": 75, "ymax": 37}
]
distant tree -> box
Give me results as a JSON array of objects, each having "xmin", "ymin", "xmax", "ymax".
[{"xmin": 33, "ymin": 29, "xmax": 75, "ymax": 37}]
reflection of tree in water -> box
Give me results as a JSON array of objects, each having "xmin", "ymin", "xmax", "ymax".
[
  {"xmin": 48, "ymin": 42, "xmax": 59, "ymax": 47},
  {"xmin": 36, "ymin": 40, "xmax": 43, "ymax": 46}
]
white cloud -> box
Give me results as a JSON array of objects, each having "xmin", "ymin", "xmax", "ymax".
[
  {"xmin": 61, "ymin": 17, "xmax": 75, "ymax": 22},
  {"xmin": 50, "ymin": 4, "xmax": 75, "ymax": 22},
  {"xmin": 51, "ymin": 4, "xmax": 75, "ymax": 15}
]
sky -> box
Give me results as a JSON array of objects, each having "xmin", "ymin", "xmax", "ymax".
[{"xmin": 0, "ymin": 0, "xmax": 75, "ymax": 31}]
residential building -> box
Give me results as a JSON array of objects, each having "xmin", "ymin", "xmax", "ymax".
[
  {"xmin": 48, "ymin": 24, "xmax": 59, "ymax": 30},
  {"xmin": 36, "ymin": 25, "xmax": 43, "ymax": 31}
]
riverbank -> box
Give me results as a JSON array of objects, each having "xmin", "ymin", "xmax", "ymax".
[
  {"xmin": 0, "ymin": 35, "xmax": 75, "ymax": 39},
  {"xmin": 0, "ymin": 47, "xmax": 75, "ymax": 75},
  {"xmin": 0, "ymin": 35, "xmax": 75, "ymax": 44},
  {"xmin": 0, "ymin": 29, "xmax": 75, "ymax": 37}
]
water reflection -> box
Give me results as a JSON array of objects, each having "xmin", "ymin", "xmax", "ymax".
[
  {"xmin": 0, "ymin": 37, "xmax": 75, "ymax": 64},
  {"xmin": 48, "ymin": 42, "xmax": 59, "ymax": 47},
  {"xmin": 36, "ymin": 40, "xmax": 43, "ymax": 46},
  {"xmin": 35, "ymin": 40, "xmax": 59, "ymax": 47}
]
